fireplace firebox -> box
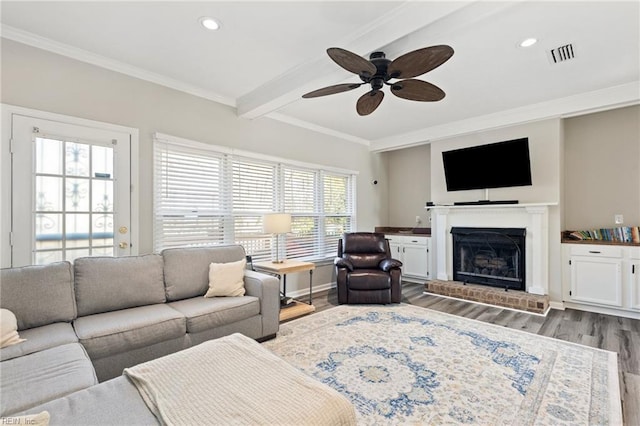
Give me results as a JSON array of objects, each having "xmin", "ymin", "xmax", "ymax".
[{"xmin": 451, "ymin": 227, "xmax": 526, "ymax": 291}]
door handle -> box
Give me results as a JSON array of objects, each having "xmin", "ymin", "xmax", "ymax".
[{"xmin": 119, "ymin": 242, "xmax": 129, "ymax": 249}]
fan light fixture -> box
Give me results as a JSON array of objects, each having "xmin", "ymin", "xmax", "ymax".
[{"xmin": 199, "ymin": 17, "xmax": 220, "ymax": 31}]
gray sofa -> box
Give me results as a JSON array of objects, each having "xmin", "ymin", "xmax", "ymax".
[{"xmin": 0, "ymin": 245, "xmax": 280, "ymax": 418}]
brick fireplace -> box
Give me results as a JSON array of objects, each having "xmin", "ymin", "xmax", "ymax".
[{"xmin": 428, "ymin": 204, "xmax": 553, "ymax": 296}]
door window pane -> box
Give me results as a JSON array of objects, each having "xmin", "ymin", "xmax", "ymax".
[
  {"xmin": 92, "ymin": 145, "xmax": 113, "ymax": 178},
  {"xmin": 36, "ymin": 138, "xmax": 63, "ymax": 175},
  {"xmin": 92, "ymin": 213, "xmax": 113, "ymax": 243},
  {"xmin": 66, "ymin": 178, "xmax": 90, "ymax": 212},
  {"xmin": 92, "ymin": 180, "xmax": 113, "ymax": 212},
  {"xmin": 35, "ymin": 213, "xmax": 63, "ymax": 250},
  {"xmin": 65, "ymin": 142, "xmax": 90, "ymax": 177},
  {"xmin": 36, "ymin": 176, "xmax": 63, "ymax": 211}
]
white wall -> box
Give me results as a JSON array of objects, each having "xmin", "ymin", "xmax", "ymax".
[
  {"xmin": 384, "ymin": 144, "xmax": 431, "ymax": 227},
  {"xmin": 428, "ymin": 119, "xmax": 564, "ymax": 301},
  {"xmin": 0, "ymin": 39, "xmax": 387, "ymax": 294},
  {"xmin": 429, "ymin": 119, "xmax": 562, "ymax": 206},
  {"xmin": 563, "ymin": 105, "xmax": 640, "ymax": 230}
]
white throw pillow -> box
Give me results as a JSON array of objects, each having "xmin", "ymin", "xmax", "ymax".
[
  {"xmin": 0, "ymin": 411, "xmax": 50, "ymax": 426},
  {"xmin": 0, "ymin": 308, "xmax": 26, "ymax": 349},
  {"xmin": 204, "ymin": 259, "xmax": 247, "ymax": 297}
]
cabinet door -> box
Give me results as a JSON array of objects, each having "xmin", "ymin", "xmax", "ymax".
[
  {"xmin": 388, "ymin": 242, "xmax": 403, "ymax": 260},
  {"xmin": 402, "ymin": 244, "xmax": 429, "ymax": 278},
  {"xmin": 570, "ymin": 256, "xmax": 623, "ymax": 307},
  {"xmin": 630, "ymin": 260, "xmax": 640, "ymax": 310}
]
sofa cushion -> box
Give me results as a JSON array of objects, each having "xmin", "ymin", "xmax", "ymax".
[
  {"xmin": 347, "ymin": 270, "xmax": 391, "ymax": 290},
  {"xmin": 18, "ymin": 376, "xmax": 157, "ymax": 425},
  {"xmin": 168, "ymin": 296, "xmax": 260, "ymax": 334},
  {"xmin": 204, "ymin": 259, "xmax": 247, "ymax": 297},
  {"xmin": 73, "ymin": 304, "xmax": 186, "ymax": 359},
  {"xmin": 0, "ymin": 309, "xmax": 25, "ymax": 349},
  {"xmin": 74, "ymin": 255, "xmax": 165, "ymax": 316},
  {"xmin": 0, "ymin": 343, "xmax": 97, "ymax": 417},
  {"xmin": 0, "ymin": 323, "xmax": 78, "ymax": 362},
  {"xmin": 162, "ymin": 245, "xmax": 246, "ymax": 301},
  {"xmin": 0, "ymin": 262, "xmax": 76, "ymax": 330}
]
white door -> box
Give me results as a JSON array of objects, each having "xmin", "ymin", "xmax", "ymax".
[{"xmin": 11, "ymin": 115, "xmax": 132, "ymax": 266}]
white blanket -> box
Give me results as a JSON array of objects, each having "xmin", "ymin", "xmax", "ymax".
[{"xmin": 124, "ymin": 333, "xmax": 357, "ymax": 426}]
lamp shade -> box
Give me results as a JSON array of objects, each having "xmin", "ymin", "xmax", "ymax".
[{"xmin": 263, "ymin": 213, "xmax": 291, "ymax": 234}]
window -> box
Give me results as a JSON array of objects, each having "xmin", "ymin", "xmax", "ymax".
[{"xmin": 153, "ymin": 133, "xmax": 356, "ymax": 262}]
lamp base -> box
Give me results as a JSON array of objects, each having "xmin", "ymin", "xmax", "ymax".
[{"xmin": 272, "ymin": 259, "xmax": 285, "ymax": 264}]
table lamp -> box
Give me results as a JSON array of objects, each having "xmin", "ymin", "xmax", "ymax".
[{"xmin": 263, "ymin": 213, "xmax": 291, "ymax": 263}]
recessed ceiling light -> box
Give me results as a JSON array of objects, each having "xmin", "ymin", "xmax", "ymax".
[
  {"xmin": 199, "ymin": 17, "xmax": 220, "ymax": 31},
  {"xmin": 519, "ymin": 38, "xmax": 538, "ymax": 48}
]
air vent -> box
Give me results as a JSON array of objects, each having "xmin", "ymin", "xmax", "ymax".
[{"xmin": 548, "ymin": 43, "xmax": 575, "ymax": 64}]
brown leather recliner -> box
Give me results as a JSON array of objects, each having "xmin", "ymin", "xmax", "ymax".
[{"xmin": 334, "ymin": 232, "xmax": 403, "ymax": 304}]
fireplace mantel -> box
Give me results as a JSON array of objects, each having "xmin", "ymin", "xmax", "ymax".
[{"xmin": 428, "ymin": 203, "xmax": 557, "ymax": 295}]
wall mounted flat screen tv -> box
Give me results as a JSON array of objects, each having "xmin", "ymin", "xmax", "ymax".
[{"xmin": 442, "ymin": 137, "xmax": 532, "ymax": 191}]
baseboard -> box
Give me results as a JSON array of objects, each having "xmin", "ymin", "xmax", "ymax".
[
  {"xmin": 549, "ymin": 301, "xmax": 565, "ymax": 310},
  {"xmin": 562, "ymin": 301, "xmax": 640, "ymax": 320}
]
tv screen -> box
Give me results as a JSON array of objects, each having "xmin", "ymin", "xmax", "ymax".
[{"xmin": 442, "ymin": 137, "xmax": 532, "ymax": 191}]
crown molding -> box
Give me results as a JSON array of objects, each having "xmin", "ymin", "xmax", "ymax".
[{"xmin": 1, "ymin": 25, "xmax": 236, "ymax": 108}]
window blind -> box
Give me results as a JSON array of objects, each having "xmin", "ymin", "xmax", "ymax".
[
  {"xmin": 153, "ymin": 134, "xmax": 356, "ymax": 261},
  {"xmin": 154, "ymin": 142, "xmax": 226, "ymax": 250},
  {"xmin": 232, "ymin": 157, "xmax": 276, "ymax": 261}
]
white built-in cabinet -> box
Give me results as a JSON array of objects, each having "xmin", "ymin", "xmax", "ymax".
[
  {"xmin": 385, "ymin": 235, "xmax": 431, "ymax": 282},
  {"xmin": 562, "ymin": 243, "xmax": 640, "ymax": 314}
]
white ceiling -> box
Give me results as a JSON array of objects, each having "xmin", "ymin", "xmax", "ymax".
[{"xmin": 2, "ymin": 1, "xmax": 639, "ymax": 151}]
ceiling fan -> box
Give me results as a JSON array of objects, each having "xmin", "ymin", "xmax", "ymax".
[{"xmin": 302, "ymin": 45, "xmax": 454, "ymax": 116}]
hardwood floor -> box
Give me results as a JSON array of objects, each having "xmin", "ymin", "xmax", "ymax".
[{"xmin": 293, "ymin": 282, "xmax": 640, "ymax": 425}]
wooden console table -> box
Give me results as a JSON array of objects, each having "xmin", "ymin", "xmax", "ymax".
[{"xmin": 253, "ymin": 260, "xmax": 316, "ymax": 322}]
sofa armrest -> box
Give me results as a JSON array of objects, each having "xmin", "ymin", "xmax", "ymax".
[{"xmin": 243, "ymin": 270, "xmax": 280, "ymax": 337}]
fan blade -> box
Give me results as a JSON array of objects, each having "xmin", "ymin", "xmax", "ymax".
[
  {"xmin": 387, "ymin": 45, "xmax": 454, "ymax": 79},
  {"xmin": 391, "ymin": 79, "xmax": 446, "ymax": 101},
  {"xmin": 302, "ymin": 83, "xmax": 363, "ymax": 98},
  {"xmin": 356, "ymin": 90, "xmax": 384, "ymax": 116},
  {"xmin": 327, "ymin": 48, "xmax": 377, "ymax": 77}
]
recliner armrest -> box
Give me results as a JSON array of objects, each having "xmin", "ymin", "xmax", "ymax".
[
  {"xmin": 379, "ymin": 258, "xmax": 402, "ymax": 272},
  {"xmin": 334, "ymin": 258, "xmax": 354, "ymax": 272}
]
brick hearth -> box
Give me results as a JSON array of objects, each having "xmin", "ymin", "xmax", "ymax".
[{"xmin": 424, "ymin": 280, "xmax": 550, "ymax": 315}]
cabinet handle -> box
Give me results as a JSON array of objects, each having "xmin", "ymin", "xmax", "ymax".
[
  {"xmin": 633, "ymin": 265, "xmax": 636, "ymax": 274},
  {"xmin": 588, "ymin": 251, "xmax": 601, "ymax": 254}
]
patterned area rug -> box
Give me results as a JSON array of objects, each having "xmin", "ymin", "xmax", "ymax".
[{"xmin": 262, "ymin": 304, "xmax": 621, "ymax": 425}]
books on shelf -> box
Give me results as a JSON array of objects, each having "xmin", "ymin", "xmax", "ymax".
[{"xmin": 567, "ymin": 226, "xmax": 640, "ymax": 243}]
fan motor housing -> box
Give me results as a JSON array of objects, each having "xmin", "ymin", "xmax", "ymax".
[{"xmin": 363, "ymin": 51, "xmax": 392, "ymax": 87}]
